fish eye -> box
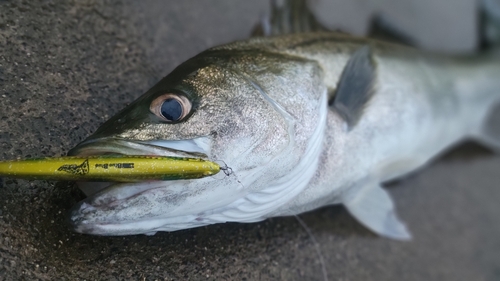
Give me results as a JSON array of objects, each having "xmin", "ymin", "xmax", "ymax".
[{"xmin": 150, "ymin": 93, "xmax": 192, "ymax": 122}]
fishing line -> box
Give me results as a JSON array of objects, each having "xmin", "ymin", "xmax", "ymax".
[
  {"xmin": 216, "ymin": 160, "xmax": 327, "ymax": 280},
  {"xmin": 216, "ymin": 159, "xmax": 327, "ymax": 280},
  {"xmin": 218, "ymin": 161, "xmax": 233, "ymax": 177},
  {"xmin": 293, "ymin": 214, "xmax": 328, "ymax": 281},
  {"xmin": 214, "ymin": 160, "xmax": 245, "ymax": 188}
]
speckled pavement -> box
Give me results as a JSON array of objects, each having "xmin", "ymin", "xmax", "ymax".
[{"xmin": 0, "ymin": 1, "xmax": 499, "ymax": 280}]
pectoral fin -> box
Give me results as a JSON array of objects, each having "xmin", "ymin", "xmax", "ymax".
[
  {"xmin": 329, "ymin": 46, "xmax": 376, "ymax": 129},
  {"xmin": 343, "ymin": 182, "xmax": 411, "ymax": 240}
]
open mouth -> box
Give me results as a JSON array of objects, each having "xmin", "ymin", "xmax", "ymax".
[
  {"xmin": 67, "ymin": 137, "xmax": 212, "ymax": 196},
  {"xmin": 66, "ymin": 136, "xmax": 214, "ymax": 235}
]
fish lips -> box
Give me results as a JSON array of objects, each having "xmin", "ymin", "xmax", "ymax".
[{"xmin": 66, "ymin": 136, "xmax": 213, "ymax": 235}]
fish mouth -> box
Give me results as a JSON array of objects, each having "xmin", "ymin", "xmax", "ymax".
[
  {"xmin": 67, "ymin": 137, "xmax": 211, "ymax": 196},
  {"xmin": 67, "ymin": 137, "xmax": 210, "ymax": 159},
  {"xmin": 66, "ymin": 136, "xmax": 213, "ymax": 235}
]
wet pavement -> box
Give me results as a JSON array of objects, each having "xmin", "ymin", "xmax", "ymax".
[{"xmin": 0, "ymin": 1, "xmax": 499, "ymax": 280}]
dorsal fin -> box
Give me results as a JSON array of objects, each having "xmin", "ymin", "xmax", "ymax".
[
  {"xmin": 252, "ymin": 0, "xmax": 327, "ymax": 37},
  {"xmin": 367, "ymin": 14, "xmax": 417, "ymax": 47},
  {"xmin": 329, "ymin": 46, "xmax": 376, "ymax": 129}
]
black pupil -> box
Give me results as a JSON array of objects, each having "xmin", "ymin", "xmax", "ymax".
[{"xmin": 160, "ymin": 98, "xmax": 183, "ymax": 121}]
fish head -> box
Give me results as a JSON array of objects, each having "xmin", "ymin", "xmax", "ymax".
[{"xmin": 68, "ymin": 49, "xmax": 328, "ymax": 235}]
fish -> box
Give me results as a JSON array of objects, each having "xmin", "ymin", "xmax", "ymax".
[{"xmin": 66, "ymin": 0, "xmax": 500, "ymax": 238}]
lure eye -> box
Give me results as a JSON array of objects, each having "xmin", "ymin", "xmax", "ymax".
[{"xmin": 150, "ymin": 93, "xmax": 192, "ymax": 122}]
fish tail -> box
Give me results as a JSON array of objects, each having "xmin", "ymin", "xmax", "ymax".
[
  {"xmin": 480, "ymin": 0, "xmax": 500, "ymax": 50},
  {"xmin": 469, "ymin": 2, "xmax": 500, "ymax": 153},
  {"xmin": 473, "ymin": 103, "xmax": 500, "ymax": 153},
  {"xmin": 461, "ymin": 0, "xmax": 500, "ymax": 144}
]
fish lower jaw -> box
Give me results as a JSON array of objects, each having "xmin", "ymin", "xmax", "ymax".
[{"xmin": 69, "ymin": 213, "xmax": 205, "ymax": 236}]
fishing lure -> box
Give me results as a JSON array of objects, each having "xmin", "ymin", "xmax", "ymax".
[{"xmin": 0, "ymin": 155, "xmax": 220, "ymax": 182}]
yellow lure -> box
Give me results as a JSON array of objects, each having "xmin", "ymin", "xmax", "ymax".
[{"xmin": 0, "ymin": 155, "xmax": 220, "ymax": 182}]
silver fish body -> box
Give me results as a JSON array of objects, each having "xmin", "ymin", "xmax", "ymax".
[{"xmin": 68, "ymin": 32, "xmax": 500, "ymax": 238}]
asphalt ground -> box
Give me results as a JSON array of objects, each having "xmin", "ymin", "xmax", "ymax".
[{"xmin": 0, "ymin": 1, "xmax": 499, "ymax": 280}]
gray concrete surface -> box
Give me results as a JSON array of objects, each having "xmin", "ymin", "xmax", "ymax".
[{"xmin": 0, "ymin": 0, "xmax": 499, "ymax": 280}]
